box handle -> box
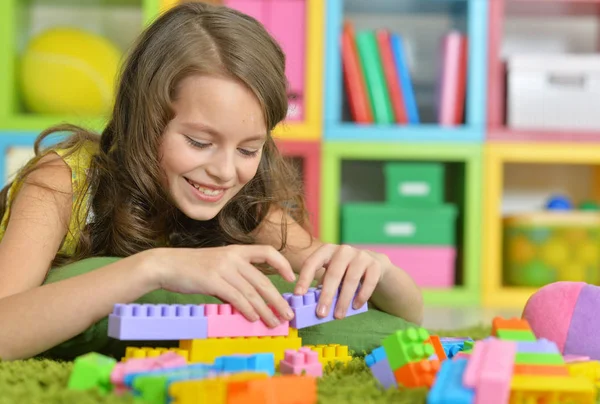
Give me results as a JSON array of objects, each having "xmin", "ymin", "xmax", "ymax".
[
  {"xmin": 398, "ymin": 181, "xmax": 430, "ymax": 196},
  {"xmin": 547, "ymin": 73, "xmax": 586, "ymax": 89},
  {"xmin": 384, "ymin": 222, "xmax": 416, "ymax": 237}
]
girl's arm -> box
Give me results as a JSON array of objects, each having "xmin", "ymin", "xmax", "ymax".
[
  {"xmin": 0, "ymin": 154, "xmax": 161, "ymax": 360},
  {"xmin": 253, "ymin": 209, "xmax": 424, "ymax": 325}
]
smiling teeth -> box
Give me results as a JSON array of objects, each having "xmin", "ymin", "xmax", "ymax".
[{"xmin": 189, "ymin": 180, "xmax": 222, "ymax": 195}]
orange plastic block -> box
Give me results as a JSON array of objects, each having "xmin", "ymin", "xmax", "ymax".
[
  {"xmin": 510, "ymin": 374, "xmax": 596, "ymax": 404},
  {"xmin": 304, "ymin": 344, "xmax": 352, "ymax": 367},
  {"xmin": 227, "ymin": 375, "xmax": 317, "ymax": 404},
  {"xmin": 123, "ymin": 346, "xmax": 189, "ymax": 362},
  {"xmin": 180, "ymin": 328, "xmax": 301, "ymax": 365},
  {"xmin": 491, "ymin": 317, "xmax": 531, "ymax": 336},
  {"xmin": 393, "ymin": 359, "xmax": 440, "ymax": 388},
  {"xmin": 170, "ymin": 372, "xmax": 266, "ymax": 404},
  {"xmin": 425, "ymin": 335, "xmax": 447, "ymax": 361},
  {"xmin": 513, "ymin": 364, "xmax": 569, "ymax": 376}
]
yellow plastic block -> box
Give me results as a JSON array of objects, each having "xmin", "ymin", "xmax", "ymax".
[
  {"xmin": 122, "ymin": 346, "xmax": 189, "ymax": 362},
  {"xmin": 305, "ymin": 344, "xmax": 352, "ymax": 367},
  {"xmin": 169, "ymin": 372, "xmax": 266, "ymax": 404},
  {"xmin": 180, "ymin": 328, "xmax": 302, "ymax": 365},
  {"xmin": 510, "ymin": 374, "xmax": 596, "ymax": 404},
  {"xmin": 568, "ymin": 361, "xmax": 600, "ymax": 387}
]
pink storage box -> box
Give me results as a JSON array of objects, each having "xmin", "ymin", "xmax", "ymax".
[{"xmin": 356, "ymin": 245, "xmax": 456, "ymax": 288}]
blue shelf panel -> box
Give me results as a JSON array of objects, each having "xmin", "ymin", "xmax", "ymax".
[
  {"xmin": 324, "ymin": 0, "xmax": 489, "ymax": 131},
  {"xmin": 325, "ymin": 123, "xmax": 483, "ymax": 142}
]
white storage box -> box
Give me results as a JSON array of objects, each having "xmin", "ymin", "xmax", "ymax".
[{"xmin": 507, "ymin": 54, "xmax": 600, "ymax": 131}]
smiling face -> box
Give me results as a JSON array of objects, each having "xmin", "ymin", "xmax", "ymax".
[{"xmin": 159, "ymin": 74, "xmax": 267, "ymax": 221}]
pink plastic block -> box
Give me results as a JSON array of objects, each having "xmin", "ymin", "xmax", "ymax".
[
  {"xmin": 222, "ymin": 0, "xmax": 267, "ymax": 23},
  {"xmin": 564, "ymin": 354, "xmax": 591, "ymax": 363},
  {"xmin": 205, "ymin": 304, "xmax": 289, "ymax": 338},
  {"xmin": 279, "ymin": 347, "xmax": 323, "ymax": 377},
  {"xmin": 463, "ymin": 339, "xmax": 516, "ymax": 404},
  {"xmin": 266, "ymin": 0, "xmax": 306, "ymax": 121},
  {"xmin": 355, "ymin": 245, "xmax": 455, "ymax": 288},
  {"xmin": 110, "ymin": 352, "xmax": 186, "ymax": 388}
]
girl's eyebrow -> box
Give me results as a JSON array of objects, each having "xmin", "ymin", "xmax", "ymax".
[{"xmin": 181, "ymin": 121, "xmax": 266, "ymax": 142}]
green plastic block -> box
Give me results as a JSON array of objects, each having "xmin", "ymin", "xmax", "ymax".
[
  {"xmin": 515, "ymin": 353, "xmax": 565, "ymax": 366},
  {"xmin": 341, "ymin": 203, "xmax": 457, "ymax": 245},
  {"xmin": 496, "ymin": 329, "xmax": 537, "ymax": 341},
  {"xmin": 134, "ymin": 376, "xmax": 170, "ymax": 404},
  {"xmin": 382, "ymin": 328, "xmax": 434, "ymax": 370},
  {"xmin": 384, "ymin": 162, "xmax": 444, "ymax": 207},
  {"xmin": 463, "ymin": 340, "xmax": 474, "ymax": 350},
  {"xmin": 67, "ymin": 352, "xmax": 116, "ymax": 393}
]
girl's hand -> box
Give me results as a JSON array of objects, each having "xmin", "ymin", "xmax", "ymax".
[
  {"xmin": 154, "ymin": 245, "xmax": 296, "ymax": 328},
  {"xmin": 294, "ymin": 244, "xmax": 387, "ymax": 319}
]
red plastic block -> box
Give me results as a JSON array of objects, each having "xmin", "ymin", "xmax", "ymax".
[
  {"xmin": 491, "ymin": 317, "xmax": 531, "ymax": 336},
  {"xmin": 227, "ymin": 375, "xmax": 317, "ymax": 404},
  {"xmin": 393, "ymin": 359, "xmax": 440, "ymax": 388},
  {"xmin": 279, "ymin": 347, "xmax": 322, "ymax": 377},
  {"xmin": 205, "ymin": 304, "xmax": 289, "ymax": 338}
]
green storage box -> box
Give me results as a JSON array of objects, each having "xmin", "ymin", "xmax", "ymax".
[
  {"xmin": 341, "ymin": 203, "xmax": 458, "ymax": 245},
  {"xmin": 384, "ymin": 162, "xmax": 444, "ymax": 207}
]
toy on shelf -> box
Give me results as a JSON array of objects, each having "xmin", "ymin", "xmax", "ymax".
[{"xmin": 20, "ymin": 27, "xmax": 121, "ymax": 116}]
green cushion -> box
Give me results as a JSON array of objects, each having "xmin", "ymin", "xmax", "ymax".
[{"xmin": 41, "ymin": 257, "xmax": 413, "ymax": 360}]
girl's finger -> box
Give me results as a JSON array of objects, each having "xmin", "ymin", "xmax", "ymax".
[
  {"xmin": 236, "ymin": 264, "xmax": 293, "ymax": 327},
  {"xmin": 354, "ymin": 262, "xmax": 381, "ymax": 309},
  {"xmin": 295, "ymin": 244, "xmax": 336, "ymax": 295},
  {"xmin": 317, "ymin": 245, "xmax": 355, "ymax": 318},
  {"xmin": 212, "ymin": 278, "xmax": 259, "ymax": 322},
  {"xmin": 334, "ymin": 253, "xmax": 370, "ymax": 319},
  {"xmin": 242, "ymin": 245, "xmax": 296, "ymax": 282}
]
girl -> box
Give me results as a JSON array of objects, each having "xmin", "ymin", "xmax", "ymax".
[{"xmin": 0, "ymin": 2, "xmax": 423, "ymax": 361}]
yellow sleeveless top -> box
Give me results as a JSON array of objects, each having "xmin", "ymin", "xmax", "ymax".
[{"xmin": 0, "ymin": 140, "xmax": 99, "ymax": 257}]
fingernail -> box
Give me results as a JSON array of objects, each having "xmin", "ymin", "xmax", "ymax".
[
  {"xmin": 317, "ymin": 305, "xmax": 327, "ymax": 317},
  {"xmin": 294, "ymin": 286, "xmax": 304, "ymax": 295},
  {"xmin": 286, "ymin": 309, "xmax": 295, "ymax": 320},
  {"xmin": 335, "ymin": 309, "xmax": 344, "ymax": 319},
  {"xmin": 271, "ymin": 316, "xmax": 280, "ymax": 326}
]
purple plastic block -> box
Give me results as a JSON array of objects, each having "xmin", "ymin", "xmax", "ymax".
[
  {"xmin": 108, "ymin": 304, "xmax": 208, "ymax": 340},
  {"xmin": 283, "ymin": 287, "xmax": 368, "ymax": 329},
  {"xmin": 369, "ymin": 358, "xmax": 397, "ymax": 389},
  {"xmin": 516, "ymin": 338, "xmax": 559, "ymax": 354}
]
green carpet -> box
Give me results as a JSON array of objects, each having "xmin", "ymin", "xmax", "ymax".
[{"xmin": 0, "ymin": 327, "xmax": 489, "ymax": 404}]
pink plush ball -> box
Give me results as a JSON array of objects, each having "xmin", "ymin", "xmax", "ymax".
[{"xmin": 522, "ymin": 281, "xmax": 600, "ymax": 359}]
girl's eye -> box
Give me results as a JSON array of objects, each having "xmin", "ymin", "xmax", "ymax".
[
  {"xmin": 185, "ymin": 136, "xmax": 210, "ymax": 149},
  {"xmin": 238, "ymin": 148, "xmax": 260, "ymax": 158}
]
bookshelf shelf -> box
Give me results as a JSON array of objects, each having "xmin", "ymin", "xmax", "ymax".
[
  {"xmin": 489, "ymin": 128, "xmax": 600, "ymax": 143},
  {"xmin": 324, "ymin": 0, "xmax": 488, "ymax": 142},
  {"xmin": 321, "ymin": 142, "xmax": 482, "ymax": 307}
]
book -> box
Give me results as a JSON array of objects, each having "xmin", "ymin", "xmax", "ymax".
[
  {"xmin": 390, "ymin": 34, "xmax": 420, "ymax": 124},
  {"xmin": 376, "ymin": 29, "xmax": 408, "ymax": 124},
  {"xmin": 341, "ymin": 21, "xmax": 373, "ymax": 123}
]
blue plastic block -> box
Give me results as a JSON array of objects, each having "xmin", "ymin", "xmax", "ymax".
[
  {"xmin": 214, "ymin": 353, "xmax": 275, "ymax": 377},
  {"xmin": 366, "ymin": 346, "xmax": 386, "ymax": 367},
  {"xmin": 124, "ymin": 363, "xmax": 214, "ymax": 389},
  {"xmin": 427, "ymin": 359, "xmax": 474, "ymax": 404},
  {"xmin": 516, "ymin": 339, "xmax": 559, "ymax": 354}
]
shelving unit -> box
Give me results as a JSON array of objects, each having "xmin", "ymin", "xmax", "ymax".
[
  {"xmin": 321, "ymin": 142, "xmax": 482, "ymax": 306},
  {"xmin": 324, "ymin": 0, "xmax": 488, "ymax": 142}
]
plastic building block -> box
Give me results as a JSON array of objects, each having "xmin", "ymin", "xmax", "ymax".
[
  {"xmin": 426, "ymin": 335, "xmax": 448, "ymax": 361},
  {"xmin": 304, "ymin": 344, "xmax": 352, "ymax": 367},
  {"xmin": 393, "ymin": 359, "xmax": 440, "ymax": 388},
  {"xmin": 108, "ymin": 303, "xmax": 208, "ymax": 340},
  {"xmin": 123, "ymin": 346, "xmax": 189, "ymax": 362},
  {"xmin": 513, "ymin": 364, "xmax": 569, "ymax": 376},
  {"xmin": 516, "ymin": 338, "xmax": 559, "ymax": 354},
  {"xmin": 453, "ymin": 352, "xmax": 471, "ymax": 359},
  {"xmin": 365, "ymin": 346, "xmax": 386, "ymax": 367},
  {"xmin": 491, "ymin": 317, "xmax": 531, "ymax": 336},
  {"xmin": 464, "ymin": 339, "xmax": 516, "ymax": 404},
  {"xmin": 567, "ymin": 361, "xmax": 600, "ymax": 387},
  {"xmin": 214, "ymin": 353, "xmax": 275, "ymax": 376},
  {"xmin": 510, "ymin": 374, "xmax": 596, "ymax": 403},
  {"xmin": 111, "ymin": 352, "xmax": 186, "ymax": 388},
  {"xmin": 170, "ymin": 372, "xmax": 267, "ymax": 404},
  {"xmin": 205, "ymin": 304, "xmax": 289, "ymax": 338},
  {"xmin": 463, "ymin": 340, "xmax": 474, "ymax": 351},
  {"xmin": 369, "ymin": 357, "xmax": 397, "ymax": 389},
  {"xmin": 564, "ymin": 354, "xmax": 591, "ymax": 363},
  {"xmin": 515, "ymin": 352, "xmax": 564, "ymax": 365},
  {"xmin": 226, "ymin": 375, "xmax": 318, "ymax": 404},
  {"xmin": 427, "ymin": 358, "xmax": 474, "ymax": 404},
  {"xmin": 67, "ymin": 352, "xmax": 116, "ymax": 393},
  {"xmin": 180, "ymin": 327, "xmax": 302, "ymax": 365},
  {"xmin": 279, "ymin": 347, "xmax": 322, "ymax": 377},
  {"xmin": 496, "ymin": 329, "xmax": 536, "ymax": 341},
  {"xmin": 283, "ymin": 287, "xmax": 367, "ymax": 329},
  {"xmin": 133, "ymin": 366, "xmax": 218, "ymax": 404},
  {"xmin": 382, "ymin": 327, "xmax": 434, "ymax": 370}
]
